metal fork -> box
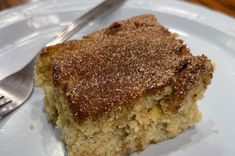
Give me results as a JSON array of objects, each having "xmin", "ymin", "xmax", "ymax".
[{"xmin": 0, "ymin": 0, "xmax": 126, "ymax": 119}]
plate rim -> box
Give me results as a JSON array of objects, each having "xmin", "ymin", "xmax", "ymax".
[{"xmin": 0, "ymin": 0, "xmax": 235, "ymax": 38}]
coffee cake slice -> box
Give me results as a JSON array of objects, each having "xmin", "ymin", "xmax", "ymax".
[{"xmin": 35, "ymin": 15, "xmax": 214, "ymax": 156}]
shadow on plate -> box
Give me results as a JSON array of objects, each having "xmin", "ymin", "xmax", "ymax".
[
  {"xmin": 30, "ymin": 92, "xmax": 67, "ymax": 156},
  {"xmin": 133, "ymin": 120, "xmax": 216, "ymax": 156}
]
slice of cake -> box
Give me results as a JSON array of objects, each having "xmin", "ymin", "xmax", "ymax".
[{"xmin": 35, "ymin": 15, "xmax": 214, "ymax": 156}]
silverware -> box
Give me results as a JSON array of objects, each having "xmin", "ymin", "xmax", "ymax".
[{"xmin": 0, "ymin": 0, "xmax": 126, "ymax": 119}]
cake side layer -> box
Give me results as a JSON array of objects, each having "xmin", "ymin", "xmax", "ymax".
[
  {"xmin": 35, "ymin": 45, "xmax": 64, "ymax": 121},
  {"xmin": 37, "ymin": 73, "xmax": 208, "ymax": 156},
  {"xmin": 37, "ymin": 14, "xmax": 213, "ymax": 122}
]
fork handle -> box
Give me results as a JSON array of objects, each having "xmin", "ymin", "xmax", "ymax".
[{"xmin": 46, "ymin": 0, "xmax": 126, "ymax": 47}]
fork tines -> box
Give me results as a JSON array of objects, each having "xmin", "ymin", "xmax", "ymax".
[{"xmin": 0, "ymin": 94, "xmax": 12, "ymax": 107}]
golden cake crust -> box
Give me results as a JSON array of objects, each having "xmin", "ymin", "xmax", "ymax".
[{"xmin": 43, "ymin": 15, "xmax": 213, "ymax": 122}]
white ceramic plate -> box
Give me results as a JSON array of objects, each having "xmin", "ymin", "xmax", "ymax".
[{"xmin": 1, "ymin": 0, "xmax": 235, "ymax": 155}]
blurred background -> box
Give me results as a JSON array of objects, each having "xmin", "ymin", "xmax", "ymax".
[{"xmin": 0, "ymin": 0, "xmax": 235, "ymax": 17}]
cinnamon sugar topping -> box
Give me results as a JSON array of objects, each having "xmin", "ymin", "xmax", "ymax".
[{"xmin": 51, "ymin": 15, "xmax": 213, "ymax": 122}]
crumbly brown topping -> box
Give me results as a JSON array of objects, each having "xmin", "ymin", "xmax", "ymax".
[{"xmin": 50, "ymin": 15, "xmax": 213, "ymax": 122}]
